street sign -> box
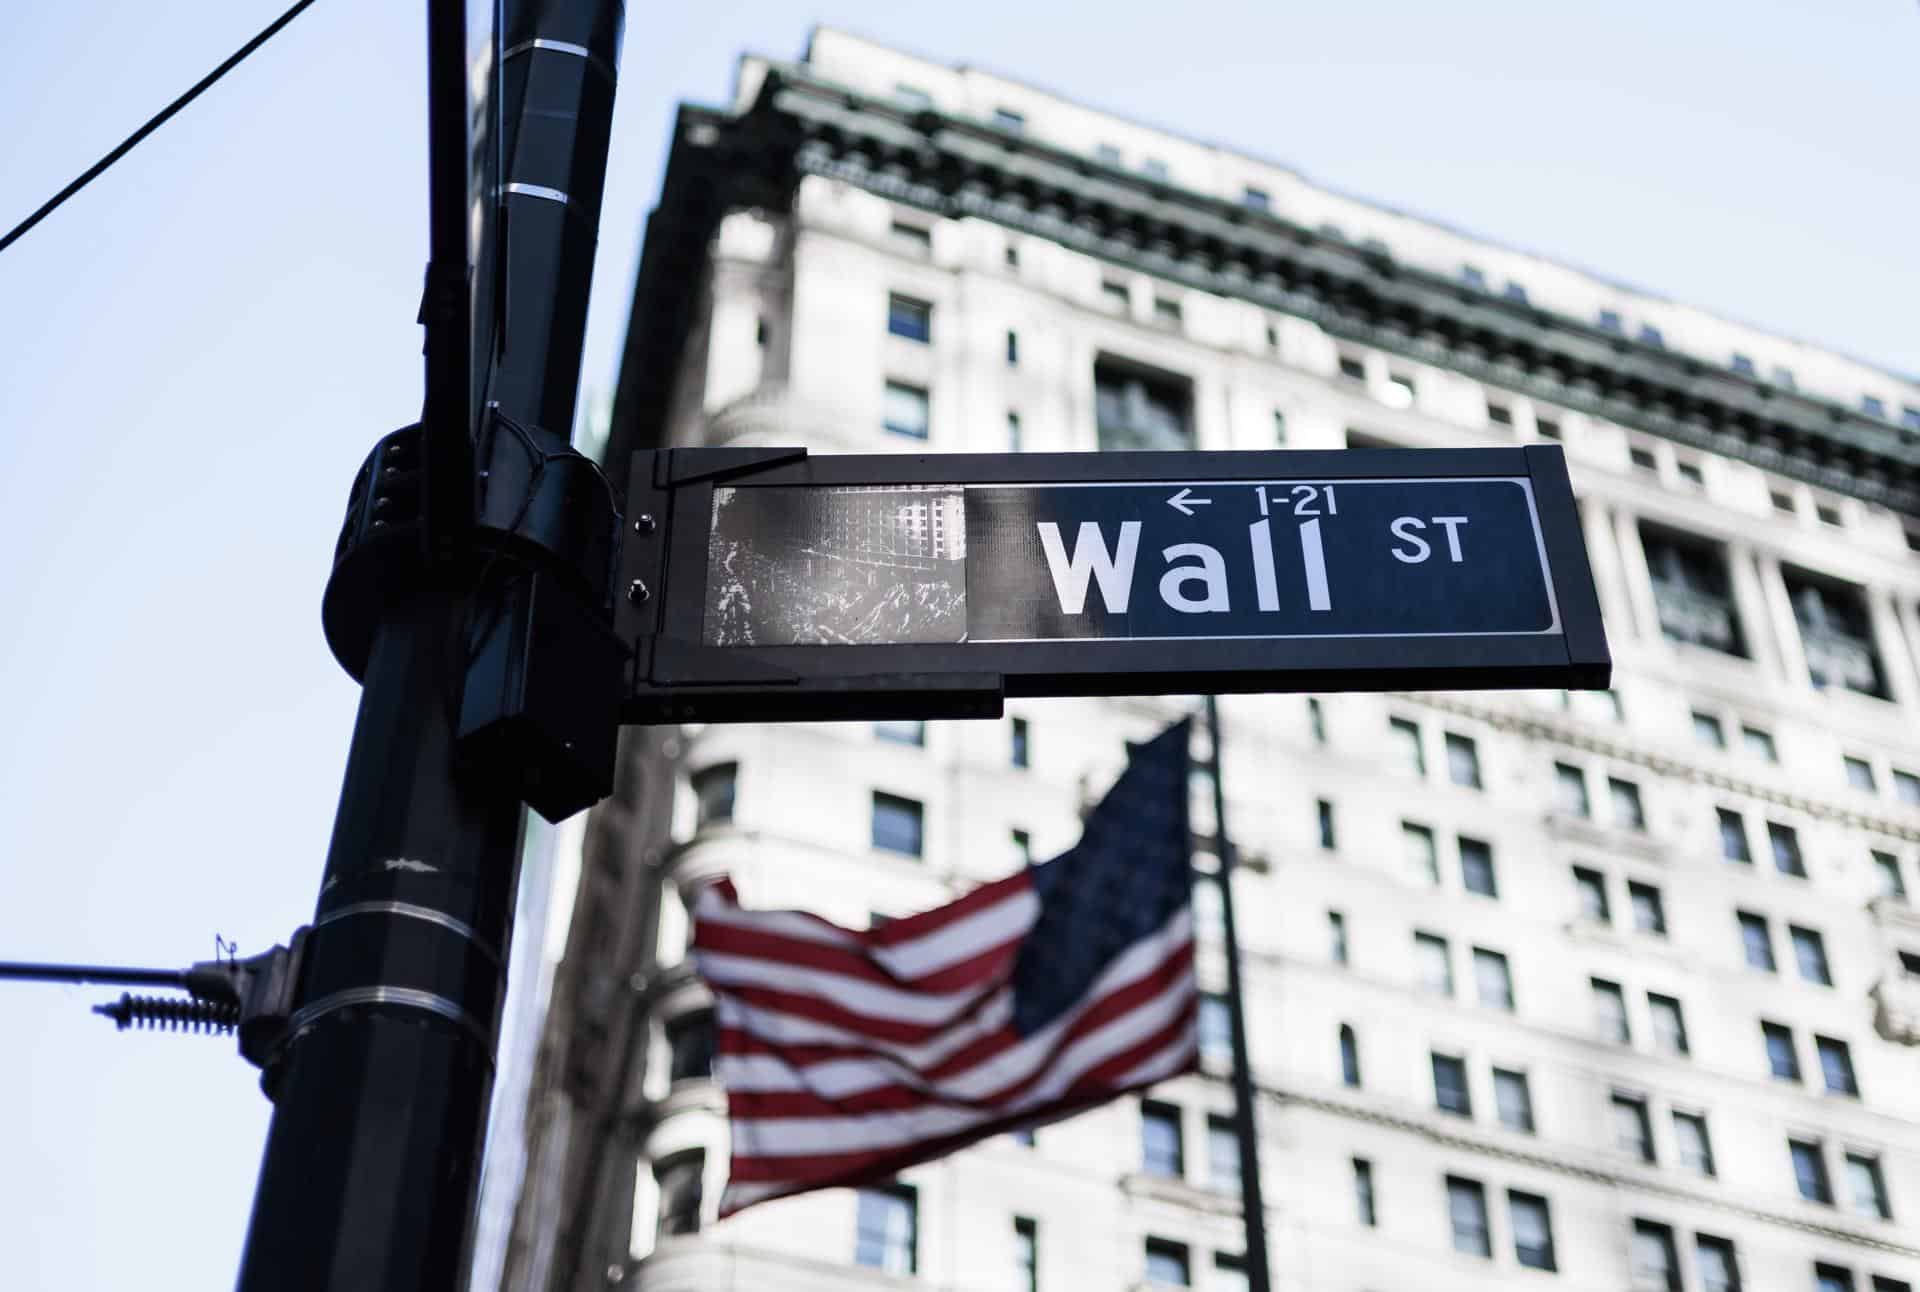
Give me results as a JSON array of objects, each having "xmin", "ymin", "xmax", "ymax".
[{"xmin": 617, "ymin": 445, "xmax": 1609, "ymax": 723}]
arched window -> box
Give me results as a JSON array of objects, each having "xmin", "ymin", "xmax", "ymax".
[{"xmin": 1339, "ymin": 1024, "xmax": 1361, "ymax": 1088}]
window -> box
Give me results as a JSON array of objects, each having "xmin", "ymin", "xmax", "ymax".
[
  {"xmin": 1863, "ymin": 395, "xmax": 1889, "ymax": 420},
  {"xmin": 1695, "ymin": 1236, "xmax": 1740, "ymax": 1292},
  {"xmin": 1763, "ymin": 1022, "xmax": 1801, "ymax": 1081},
  {"xmin": 1816, "ymin": 1036, "xmax": 1857, "ymax": 1096},
  {"xmin": 1013, "ymin": 1218, "xmax": 1038, "ymax": 1292},
  {"xmin": 887, "ymin": 293, "xmax": 932, "ymax": 343},
  {"xmin": 1611, "ymin": 778, "xmax": 1647, "ymax": 831},
  {"xmin": 1575, "ymin": 867, "xmax": 1611, "ymax": 923},
  {"xmin": 991, "ymin": 107, "xmax": 1026, "ymax": 132},
  {"xmin": 1674, "ymin": 1112, "xmax": 1715, "ymax": 1176},
  {"xmin": 665, "ymin": 1010, "xmax": 715, "ymax": 1082},
  {"xmin": 1731, "ymin": 353, "xmax": 1757, "ymax": 376},
  {"xmin": 1874, "ymin": 852, "xmax": 1907, "ymax": 902},
  {"xmin": 1272, "ymin": 409, "xmax": 1288, "ymax": 445},
  {"xmin": 1773, "ymin": 366, "xmax": 1797, "ymax": 389},
  {"xmin": 1677, "ymin": 461, "xmax": 1705, "ymax": 487},
  {"xmin": 1415, "ymin": 932, "xmax": 1453, "ymax": 995},
  {"xmin": 1432, "ymin": 1052, "xmax": 1472, "ymax": 1116},
  {"xmin": 1315, "ymin": 799, "xmax": 1337, "ymax": 850},
  {"xmin": 1871, "ymin": 1278, "xmax": 1912, "ymax": 1292},
  {"xmin": 1693, "ymin": 711, "xmax": 1726, "ymax": 748},
  {"xmin": 1213, "ymin": 1255, "xmax": 1248, "ymax": 1292},
  {"xmin": 1631, "ymin": 446, "xmax": 1659, "ymax": 473},
  {"xmin": 1200, "ymin": 995, "xmax": 1232, "ymax": 1068},
  {"xmin": 1473, "ymin": 948, "xmax": 1514, "ymax": 1011},
  {"xmin": 1743, "ymin": 726, "xmax": 1778, "ymax": 762},
  {"xmin": 1536, "ymin": 417, "xmax": 1561, "ymax": 440},
  {"xmin": 1615, "ymin": 1094, "xmax": 1655, "ymax": 1161},
  {"xmin": 871, "ymin": 791, "xmax": 924, "ymax": 857},
  {"xmin": 1460, "ymin": 837, "xmax": 1498, "ymax": 897},
  {"xmin": 1487, "ymin": 401, "xmax": 1514, "ymax": 426},
  {"xmin": 1100, "ymin": 279, "xmax": 1131, "ymax": 310},
  {"xmin": 1786, "ymin": 568, "xmax": 1887, "ymax": 697},
  {"xmin": 1769, "ymin": 823, "xmax": 1806, "ymax": 877},
  {"xmin": 1447, "ymin": 1177, "xmax": 1492, "ymax": 1257},
  {"xmin": 1460, "ymin": 265, "xmax": 1488, "ymax": 290},
  {"xmin": 1389, "ymin": 717, "xmax": 1426, "ymax": 776},
  {"xmin": 1509, "ymin": 1191, "xmax": 1556, "ymax": 1271},
  {"xmin": 1207, "ymin": 1116, "xmax": 1241, "ymax": 1192},
  {"xmin": 1094, "ymin": 143, "xmax": 1123, "ymax": 166},
  {"xmin": 1329, "ymin": 911, "xmax": 1349, "ymax": 965},
  {"xmin": 1307, "ymin": 697, "xmax": 1326, "ymax": 744},
  {"xmin": 1719, "ymin": 809, "xmax": 1751, "ymax": 863},
  {"xmin": 1005, "ymin": 329, "xmax": 1018, "ymax": 366},
  {"xmin": 1004, "ymin": 243, "xmax": 1019, "ymax": 269},
  {"xmin": 1593, "ymin": 978, "xmax": 1631, "ymax": 1044},
  {"xmin": 1847, "ymin": 1153, "xmax": 1890, "ymax": 1219},
  {"xmin": 1641, "ymin": 525, "xmax": 1746, "ymax": 656},
  {"xmin": 1556, "ymin": 763, "xmax": 1591, "ymax": 817},
  {"xmin": 1598, "ymin": 308, "xmax": 1624, "ymax": 333},
  {"xmin": 1845, "ymin": 757, "xmax": 1878, "ymax": 792},
  {"xmin": 1903, "ymin": 950, "xmax": 1920, "ymax": 978},
  {"xmin": 1010, "ymin": 716, "xmax": 1030, "ymax": 768},
  {"xmin": 1094, "ymin": 357, "xmax": 1193, "ymax": 452},
  {"xmin": 1791, "ymin": 1139, "xmax": 1833, "ymax": 1204},
  {"xmin": 1738, "ymin": 912, "xmax": 1776, "ymax": 971},
  {"xmin": 1896, "ymin": 770, "xmax": 1920, "ymax": 805},
  {"xmin": 1337, "ymin": 354, "xmax": 1368, "ymax": 382},
  {"xmin": 893, "ymin": 83, "xmax": 933, "ymax": 109},
  {"xmin": 1632, "ymin": 1220, "xmax": 1681, "ymax": 1292},
  {"xmin": 882, "ymin": 380, "xmax": 930, "ymax": 439},
  {"xmin": 1494, "ymin": 1068, "xmax": 1535, "ymax": 1133},
  {"xmin": 1630, "ymin": 882, "xmax": 1667, "ymax": 936},
  {"xmin": 1140, "ymin": 1101, "xmax": 1184, "ymax": 1177},
  {"xmin": 1007, "ymin": 411, "xmax": 1022, "ymax": 452},
  {"xmin": 1141, "ymin": 158, "xmax": 1170, "ymax": 181},
  {"xmin": 1404, "ymin": 822, "xmax": 1440, "ymax": 885},
  {"xmin": 1818, "ymin": 1266, "xmax": 1859, "ymax": 1292},
  {"xmin": 1384, "ymin": 370, "xmax": 1416, "ymax": 407},
  {"xmin": 1640, "ymin": 324, "xmax": 1666, "ymax": 347},
  {"xmin": 1338, "ymin": 1023, "xmax": 1361, "ymax": 1087},
  {"xmin": 854, "ymin": 1185, "xmax": 917, "ymax": 1273},
  {"xmin": 1790, "ymin": 927, "xmax": 1832, "ymax": 985},
  {"xmin": 1011, "ymin": 829, "xmax": 1032, "ymax": 865},
  {"xmin": 1772, "ymin": 489, "xmax": 1798, "ymax": 513},
  {"xmin": 1504, "ymin": 282, "xmax": 1530, "ymax": 304},
  {"xmin": 754, "ymin": 315, "xmax": 768, "ymax": 346},
  {"xmin": 1242, "ymin": 185, "xmax": 1271, "ymax": 211},
  {"xmin": 1152, "ymin": 297, "xmax": 1183, "ymax": 327},
  {"xmin": 1446, "ymin": 733, "xmax": 1482, "ymax": 788},
  {"xmin": 654, "ymin": 1151, "xmax": 704, "ymax": 1238},
  {"xmin": 1144, "ymin": 1238, "xmax": 1189, "ymax": 1287},
  {"xmin": 1353, "ymin": 1157, "xmax": 1377, "ymax": 1226},
  {"xmin": 874, "ymin": 719, "xmax": 925, "ymax": 746},
  {"xmin": 692, "ymin": 763, "xmax": 736, "ymax": 827},
  {"xmin": 1649, "ymin": 994, "xmax": 1689, "ymax": 1056}
]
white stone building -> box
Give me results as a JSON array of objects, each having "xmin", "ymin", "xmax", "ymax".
[{"xmin": 498, "ymin": 28, "xmax": 1920, "ymax": 1292}]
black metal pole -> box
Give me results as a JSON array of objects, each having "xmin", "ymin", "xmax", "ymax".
[
  {"xmin": 1204, "ymin": 694, "xmax": 1273, "ymax": 1292},
  {"xmin": 0, "ymin": 962, "xmax": 186, "ymax": 988},
  {"xmin": 234, "ymin": 3, "xmax": 624, "ymax": 1289}
]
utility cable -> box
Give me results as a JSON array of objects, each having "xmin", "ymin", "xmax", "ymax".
[{"xmin": 0, "ymin": 0, "xmax": 318, "ymax": 258}]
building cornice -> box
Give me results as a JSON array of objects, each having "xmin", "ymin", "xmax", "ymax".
[{"xmin": 612, "ymin": 69, "xmax": 1919, "ymax": 517}]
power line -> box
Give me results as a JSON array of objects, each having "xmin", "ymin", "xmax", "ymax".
[{"xmin": 0, "ymin": 0, "xmax": 319, "ymax": 259}]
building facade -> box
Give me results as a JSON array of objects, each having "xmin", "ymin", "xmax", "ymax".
[{"xmin": 499, "ymin": 28, "xmax": 1920, "ymax": 1292}]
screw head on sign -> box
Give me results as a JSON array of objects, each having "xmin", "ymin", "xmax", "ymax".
[
  {"xmin": 634, "ymin": 513, "xmax": 656, "ymax": 534},
  {"xmin": 627, "ymin": 579, "xmax": 650, "ymax": 605}
]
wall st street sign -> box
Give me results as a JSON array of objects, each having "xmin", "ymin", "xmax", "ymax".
[{"xmin": 616, "ymin": 445, "xmax": 1609, "ymax": 722}]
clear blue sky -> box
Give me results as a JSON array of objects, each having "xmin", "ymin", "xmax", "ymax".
[{"xmin": 0, "ymin": 2, "xmax": 1913, "ymax": 1287}]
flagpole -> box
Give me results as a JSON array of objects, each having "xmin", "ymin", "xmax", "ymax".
[{"xmin": 1203, "ymin": 693, "xmax": 1273, "ymax": 1292}]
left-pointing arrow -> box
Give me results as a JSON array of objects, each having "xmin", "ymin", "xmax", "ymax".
[{"xmin": 1167, "ymin": 487, "xmax": 1211, "ymax": 517}]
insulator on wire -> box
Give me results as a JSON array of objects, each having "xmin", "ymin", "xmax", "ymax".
[{"xmin": 93, "ymin": 992, "xmax": 239, "ymax": 1035}]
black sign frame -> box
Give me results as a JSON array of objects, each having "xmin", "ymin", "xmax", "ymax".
[{"xmin": 616, "ymin": 445, "xmax": 1609, "ymax": 724}]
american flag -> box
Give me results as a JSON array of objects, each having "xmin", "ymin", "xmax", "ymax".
[{"xmin": 692, "ymin": 719, "xmax": 1198, "ymax": 1215}]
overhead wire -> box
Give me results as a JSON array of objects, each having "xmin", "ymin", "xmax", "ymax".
[{"xmin": 0, "ymin": 0, "xmax": 319, "ymax": 258}]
